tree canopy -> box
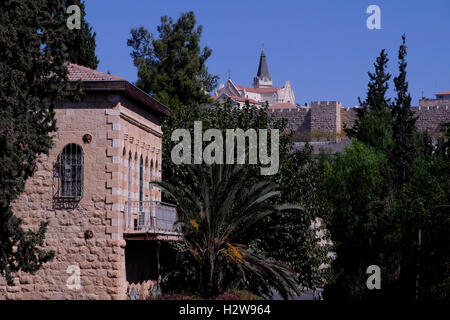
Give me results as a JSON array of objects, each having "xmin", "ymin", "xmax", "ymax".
[
  {"xmin": 127, "ymin": 11, "xmax": 218, "ymax": 108},
  {"xmin": 326, "ymin": 35, "xmax": 450, "ymax": 300},
  {"xmin": 153, "ymin": 164, "xmax": 301, "ymax": 299}
]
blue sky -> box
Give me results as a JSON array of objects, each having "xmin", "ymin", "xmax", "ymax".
[{"xmin": 85, "ymin": 0, "xmax": 450, "ymax": 107}]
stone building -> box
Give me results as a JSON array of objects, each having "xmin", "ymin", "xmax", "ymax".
[
  {"xmin": 434, "ymin": 90, "xmax": 450, "ymax": 101},
  {"xmin": 0, "ymin": 63, "xmax": 179, "ymax": 300},
  {"xmin": 213, "ymin": 50, "xmax": 296, "ymax": 108}
]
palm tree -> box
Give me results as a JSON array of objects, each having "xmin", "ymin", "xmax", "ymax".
[{"xmin": 151, "ymin": 164, "xmax": 302, "ymax": 299}]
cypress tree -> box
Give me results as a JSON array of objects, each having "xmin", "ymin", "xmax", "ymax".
[
  {"xmin": 345, "ymin": 49, "xmax": 393, "ymax": 154},
  {"xmin": 63, "ymin": 0, "xmax": 99, "ymax": 69},
  {"xmin": 0, "ymin": 0, "xmax": 71, "ymax": 284},
  {"xmin": 391, "ymin": 34, "xmax": 417, "ymax": 187}
]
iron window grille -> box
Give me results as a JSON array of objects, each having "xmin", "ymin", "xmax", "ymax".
[{"xmin": 58, "ymin": 143, "xmax": 84, "ymax": 198}]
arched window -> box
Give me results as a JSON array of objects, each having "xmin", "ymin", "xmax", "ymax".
[
  {"xmin": 139, "ymin": 155, "xmax": 143, "ymax": 208},
  {"xmin": 58, "ymin": 143, "xmax": 83, "ymax": 198},
  {"xmin": 128, "ymin": 152, "xmax": 132, "ymax": 202},
  {"xmin": 149, "ymin": 159, "xmax": 154, "ymax": 202},
  {"xmin": 154, "ymin": 160, "xmax": 159, "ymax": 200}
]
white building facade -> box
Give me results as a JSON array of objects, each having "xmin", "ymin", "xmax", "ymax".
[{"xmin": 213, "ymin": 50, "xmax": 296, "ymax": 109}]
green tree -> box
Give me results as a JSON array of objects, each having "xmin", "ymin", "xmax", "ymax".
[
  {"xmin": 322, "ymin": 142, "xmax": 396, "ymax": 300},
  {"xmin": 250, "ymin": 143, "xmax": 331, "ymax": 289},
  {"xmin": 63, "ymin": 0, "xmax": 99, "ymax": 69},
  {"xmin": 395, "ymin": 124, "xmax": 450, "ymax": 300},
  {"xmin": 127, "ymin": 11, "xmax": 218, "ymax": 108},
  {"xmin": 332, "ymin": 49, "xmax": 399, "ymax": 299},
  {"xmin": 345, "ymin": 49, "xmax": 393, "ymax": 154},
  {"xmin": 160, "ymin": 100, "xmax": 330, "ymax": 294},
  {"xmin": 329, "ymin": 35, "xmax": 450, "ymax": 301},
  {"xmin": 391, "ymin": 34, "xmax": 417, "ymax": 187},
  {"xmin": 153, "ymin": 164, "xmax": 301, "ymax": 299},
  {"xmin": 130, "ymin": 12, "xmax": 329, "ymax": 296},
  {"xmin": 0, "ymin": 0, "xmax": 72, "ymax": 284}
]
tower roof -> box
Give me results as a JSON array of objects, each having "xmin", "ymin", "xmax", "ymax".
[{"xmin": 256, "ymin": 49, "xmax": 270, "ymax": 79}]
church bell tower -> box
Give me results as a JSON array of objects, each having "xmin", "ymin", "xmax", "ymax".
[{"xmin": 253, "ymin": 49, "xmax": 273, "ymax": 88}]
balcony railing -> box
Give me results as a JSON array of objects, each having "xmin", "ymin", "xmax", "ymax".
[{"xmin": 124, "ymin": 200, "xmax": 179, "ymax": 235}]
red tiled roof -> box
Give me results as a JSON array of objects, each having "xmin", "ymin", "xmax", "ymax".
[
  {"xmin": 212, "ymin": 94, "xmax": 260, "ymax": 105},
  {"xmin": 269, "ymin": 103, "xmax": 297, "ymax": 110},
  {"xmin": 436, "ymin": 90, "xmax": 450, "ymax": 96},
  {"xmin": 228, "ymin": 95, "xmax": 260, "ymax": 104},
  {"xmin": 67, "ymin": 63, "xmax": 124, "ymax": 81},
  {"xmin": 66, "ymin": 63, "xmax": 169, "ymax": 116},
  {"xmin": 235, "ymin": 84, "xmax": 281, "ymax": 94}
]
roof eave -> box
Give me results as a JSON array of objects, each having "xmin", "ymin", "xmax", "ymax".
[{"xmin": 69, "ymin": 80, "xmax": 170, "ymax": 116}]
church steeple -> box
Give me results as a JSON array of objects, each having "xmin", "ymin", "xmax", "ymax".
[
  {"xmin": 257, "ymin": 49, "xmax": 269, "ymax": 78},
  {"xmin": 253, "ymin": 49, "xmax": 273, "ymax": 88}
]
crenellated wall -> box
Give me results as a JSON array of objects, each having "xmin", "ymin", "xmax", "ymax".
[
  {"xmin": 268, "ymin": 106, "xmax": 311, "ymax": 133},
  {"xmin": 268, "ymin": 99, "xmax": 450, "ymax": 141},
  {"xmin": 413, "ymin": 104, "xmax": 450, "ymax": 134},
  {"xmin": 310, "ymin": 101, "xmax": 342, "ymax": 138}
]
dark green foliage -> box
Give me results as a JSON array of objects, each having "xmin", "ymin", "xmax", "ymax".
[
  {"xmin": 327, "ymin": 35, "xmax": 450, "ymax": 300},
  {"xmin": 127, "ymin": 11, "xmax": 218, "ymax": 108},
  {"xmin": 126, "ymin": 11, "xmax": 334, "ymax": 298},
  {"xmin": 159, "ymin": 100, "xmax": 329, "ymax": 296},
  {"xmin": 395, "ymin": 124, "xmax": 450, "ymax": 300},
  {"xmin": 327, "ymin": 48, "xmax": 399, "ymax": 300},
  {"xmin": 251, "ymin": 143, "xmax": 331, "ymax": 289},
  {"xmin": 391, "ymin": 34, "xmax": 417, "ymax": 187},
  {"xmin": 152, "ymin": 164, "xmax": 301, "ymax": 299},
  {"xmin": 63, "ymin": 0, "xmax": 99, "ymax": 69},
  {"xmin": 0, "ymin": 0, "xmax": 72, "ymax": 284},
  {"xmin": 322, "ymin": 142, "xmax": 397, "ymax": 299},
  {"xmin": 435, "ymin": 122, "xmax": 450, "ymax": 158},
  {"xmin": 161, "ymin": 100, "xmax": 272, "ymax": 197},
  {"xmin": 345, "ymin": 49, "xmax": 393, "ymax": 154}
]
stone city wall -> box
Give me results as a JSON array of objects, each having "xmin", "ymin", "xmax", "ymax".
[
  {"xmin": 413, "ymin": 105, "xmax": 450, "ymax": 134},
  {"xmin": 268, "ymin": 99, "xmax": 450, "ymax": 141},
  {"xmin": 268, "ymin": 106, "xmax": 311, "ymax": 133}
]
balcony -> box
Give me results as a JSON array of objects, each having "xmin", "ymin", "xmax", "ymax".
[{"xmin": 123, "ymin": 200, "xmax": 180, "ymax": 239}]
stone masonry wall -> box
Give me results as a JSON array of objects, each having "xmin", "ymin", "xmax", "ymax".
[
  {"xmin": 0, "ymin": 91, "xmax": 165, "ymax": 300},
  {"xmin": 104, "ymin": 95, "xmax": 163, "ymax": 295},
  {"xmin": 269, "ymin": 100, "xmax": 450, "ymax": 141},
  {"xmin": 419, "ymin": 98, "xmax": 450, "ymax": 108},
  {"xmin": 117, "ymin": 95, "xmax": 163, "ymax": 219},
  {"xmin": 340, "ymin": 105, "xmax": 450, "ymax": 135},
  {"xmin": 268, "ymin": 106, "xmax": 311, "ymax": 133},
  {"xmin": 340, "ymin": 107, "xmax": 358, "ymax": 132},
  {"xmin": 413, "ymin": 105, "xmax": 450, "ymax": 134},
  {"xmin": 310, "ymin": 101, "xmax": 342, "ymax": 141},
  {"xmin": 0, "ymin": 93, "xmax": 127, "ymax": 300}
]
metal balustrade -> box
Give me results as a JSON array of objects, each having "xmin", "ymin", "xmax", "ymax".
[{"xmin": 123, "ymin": 200, "xmax": 179, "ymax": 235}]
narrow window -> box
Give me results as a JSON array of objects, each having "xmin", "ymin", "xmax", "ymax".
[
  {"xmin": 59, "ymin": 143, "xmax": 83, "ymax": 198},
  {"xmin": 128, "ymin": 152, "xmax": 132, "ymax": 202},
  {"xmin": 149, "ymin": 160, "xmax": 153, "ymax": 202},
  {"xmin": 139, "ymin": 156, "xmax": 143, "ymax": 209}
]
